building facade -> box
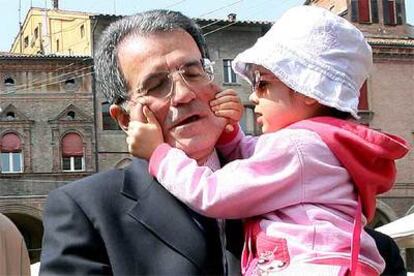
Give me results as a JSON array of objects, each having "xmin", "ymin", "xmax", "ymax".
[
  {"xmin": 10, "ymin": 6, "xmax": 93, "ymax": 56},
  {"xmin": 0, "ymin": 54, "xmax": 95, "ymax": 262}
]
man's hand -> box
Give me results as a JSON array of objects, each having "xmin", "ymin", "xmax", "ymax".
[
  {"xmin": 210, "ymin": 89, "xmax": 243, "ymax": 133},
  {"xmin": 126, "ymin": 106, "xmax": 164, "ymax": 160}
]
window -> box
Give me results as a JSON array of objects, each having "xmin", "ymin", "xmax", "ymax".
[
  {"xmin": 6, "ymin": 112, "xmax": 15, "ymax": 120},
  {"xmin": 383, "ymin": 0, "xmax": 403, "ymax": 25},
  {"xmin": 102, "ymin": 102, "xmax": 120, "ymax": 130},
  {"xmin": 371, "ymin": 0, "xmax": 379, "ymax": 23},
  {"xmin": 56, "ymin": 39, "xmax": 60, "ymax": 52},
  {"xmin": 61, "ymin": 133, "xmax": 84, "ymax": 171},
  {"xmin": 358, "ymin": 80, "xmax": 369, "ymax": 110},
  {"xmin": 62, "ymin": 156, "xmax": 84, "ymax": 171},
  {"xmin": 240, "ymin": 106, "xmax": 260, "ymax": 135},
  {"xmin": 63, "ymin": 78, "xmax": 79, "ymax": 91},
  {"xmin": 359, "ymin": 0, "xmax": 371, "ymax": 23},
  {"xmin": 351, "ymin": 0, "xmax": 379, "ymax": 23},
  {"xmin": 4, "ymin": 77, "xmax": 15, "ymax": 86},
  {"xmin": 24, "ymin": 36, "xmax": 29, "ymax": 48},
  {"xmin": 0, "ymin": 133, "xmax": 23, "ymax": 173},
  {"xmin": 66, "ymin": 111, "xmax": 75, "ymax": 120},
  {"xmin": 80, "ymin": 25, "xmax": 85, "ymax": 38},
  {"xmin": 223, "ymin": 59, "xmax": 237, "ymax": 84},
  {"xmin": 34, "ymin": 27, "xmax": 39, "ymax": 40}
]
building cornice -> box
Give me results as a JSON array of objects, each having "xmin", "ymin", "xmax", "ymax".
[{"xmin": 367, "ymin": 36, "xmax": 414, "ymax": 47}]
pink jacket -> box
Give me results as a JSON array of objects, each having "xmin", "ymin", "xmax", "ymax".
[{"xmin": 149, "ymin": 117, "xmax": 409, "ymax": 274}]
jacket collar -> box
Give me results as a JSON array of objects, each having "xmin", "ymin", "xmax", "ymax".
[{"xmin": 120, "ymin": 158, "xmax": 210, "ymax": 270}]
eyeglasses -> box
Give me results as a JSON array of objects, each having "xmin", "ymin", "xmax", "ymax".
[
  {"xmin": 132, "ymin": 58, "xmax": 214, "ymax": 101},
  {"xmin": 251, "ymin": 70, "xmax": 261, "ymax": 93},
  {"xmin": 246, "ymin": 66, "xmax": 279, "ymax": 94},
  {"xmin": 244, "ymin": 64, "xmax": 262, "ymax": 93}
]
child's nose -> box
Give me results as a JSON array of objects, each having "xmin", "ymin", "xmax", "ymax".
[{"xmin": 249, "ymin": 92, "xmax": 258, "ymax": 104}]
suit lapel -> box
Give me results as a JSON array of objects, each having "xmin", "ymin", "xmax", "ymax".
[{"xmin": 121, "ymin": 158, "xmax": 208, "ymax": 270}]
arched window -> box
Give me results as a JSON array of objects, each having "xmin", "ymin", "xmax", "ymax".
[
  {"xmin": 61, "ymin": 133, "xmax": 84, "ymax": 171},
  {"xmin": 0, "ymin": 133, "xmax": 23, "ymax": 173},
  {"xmin": 66, "ymin": 111, "xmax": 75, "ymax": 120},
  {"xmin": 4, "ymin": 77, "xmax": 15, "ymax": 86}
]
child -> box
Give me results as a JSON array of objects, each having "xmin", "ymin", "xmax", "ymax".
[{"xmin": 127, "ymin": 6, "xmax": 409, "ymax": 275}]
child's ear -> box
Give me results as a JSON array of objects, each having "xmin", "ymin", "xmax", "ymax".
[{"xmin": 109, "ymin": 104, "xmax": 130, "ymax": 133}]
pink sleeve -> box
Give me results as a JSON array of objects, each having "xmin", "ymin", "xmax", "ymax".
[
  {"xmin": 149, "ymin": 131, "xmax": 305, "ymax": 219},
  {"xmin": 215, "ymin": 126, "xmax": 259, "ymax": 162}
]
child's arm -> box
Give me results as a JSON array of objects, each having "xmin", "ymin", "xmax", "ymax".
[
  {"xmin": 210, "ymin": 89, "xmax": 258, "ymax": 161},
  {"xmin": 126, "ymin": 107, "xmax": 324, "ymax": 220},
  {"xmin": 146, "ymin": 131, "xmax": 307, "ymax": 219}
]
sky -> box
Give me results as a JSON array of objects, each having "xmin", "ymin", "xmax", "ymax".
[{"xmin": 1, "ymin": 0, "xmax": 413, "ymax": 52}]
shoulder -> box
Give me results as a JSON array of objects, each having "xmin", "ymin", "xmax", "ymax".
[
  {"xmin": 257, "ymin": 128, "xmax": 329, "ymax": 153},
  {"xmin": 50, "ymin": 167, "xmax": 124, "ymax": 201},
  {"xmin": 46, "ymin": 158, "xmax": 149, "ymax": 211}
]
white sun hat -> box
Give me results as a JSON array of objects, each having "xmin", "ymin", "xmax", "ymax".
[{"xmin": 232, "ymin": 5, "xmax": 373, "ymax": 119}]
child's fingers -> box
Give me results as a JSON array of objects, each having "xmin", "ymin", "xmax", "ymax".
[
  {"xmin": 127, "ymin": 121, "xmax": 144, "ymax": 133},
  {"xmin": 210, "ymin": 95, "xmax": 241, "ymax": 108},
  {"xmin": 214, "ymin": 109, "xmax": 242, "ymax": 119},
  {"xmin": 142, "ymin": 106, "xmax": 160, "ymax": 128},
  {"xmin": 215, "ymin": 89, "xmax": 238, "ymax": 98},
  {"xmin": 211, "ymin": 101, "xmax": 242, "ymax": 112},
  {"xmin": 224, "ymin": 124, "xmax": 235, "ymax": 133}
]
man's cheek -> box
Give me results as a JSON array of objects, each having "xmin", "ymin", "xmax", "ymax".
[
  {"xmin": 212, "ymin": 114, "xmax": 227, "ymax": 131},
  {"xmin": 199, "ymin": 82, "xmax": 221, "ymax": 100},
  {"xmin": 128, "ymin": 102, "xmax": 145, "ymax": 122}
]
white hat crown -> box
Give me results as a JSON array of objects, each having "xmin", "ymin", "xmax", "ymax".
[{"xmin": 233, "ymin": 6, "xmax": 373, "ymax": 118}]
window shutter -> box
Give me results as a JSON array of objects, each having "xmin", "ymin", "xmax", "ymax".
[
  {"xmin": 383, "ymin": 0, "xmax": 397, "ymax": 25},
  {"xmin": 358, "ymin": 81, "xmax": 369, "ymax": 110},
  {"xmin": 62, "ymin": 133, "xmax": 83, "ymax": 157},
  {"xmin": 0, "ymin": 133, "xmax": 21, "ymax": 153},
  {"xmin": 359, "ymin": 0, "xmax": 371, "ymax": 23}
]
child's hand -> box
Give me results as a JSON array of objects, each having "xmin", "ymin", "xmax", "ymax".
[
  {"xmin": 126, "ymin": 106, "xmax": 164, "ymax": 160},
  {"xmin": 210, "ymin": 89, "xmax": 243, "ymax": 133}
]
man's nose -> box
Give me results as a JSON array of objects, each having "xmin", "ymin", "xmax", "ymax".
[{"xmin": 170, "ymin": 73, "xmax": 196, "ymax": 106}]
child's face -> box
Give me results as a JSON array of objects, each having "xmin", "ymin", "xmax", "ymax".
[{"xmin": 248, "ymin": 66, "xmax": 317, "ymax": 133}]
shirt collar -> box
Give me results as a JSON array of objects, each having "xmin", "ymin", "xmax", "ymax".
[{"xmin": 203, "ymin": 150, "xmax": 221, "ymax": 172}]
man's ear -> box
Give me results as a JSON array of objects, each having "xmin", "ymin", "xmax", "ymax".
[{"xmin": 109, "ymin": 104, "xmax": 130, "ymax": 133}]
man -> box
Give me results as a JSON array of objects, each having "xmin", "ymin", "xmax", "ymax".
[{"xmin": 40, "ymin": 10, "xmax": 242, "ymax": 275}]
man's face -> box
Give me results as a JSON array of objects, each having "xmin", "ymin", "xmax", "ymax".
[{"xmin": 117, "ymin": 30, "xmax": 226, "ymax": 163}]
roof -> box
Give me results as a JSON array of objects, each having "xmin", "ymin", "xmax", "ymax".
[
  {"xmin": 0, "ymin": 53, "xmax": 93, "ymax": 60},
  {"xmin": 90, "ymin": 13, "xmax": 273, "ymax": 26},
  {"xmin": 194, "ymin": 17, "xmax": 272, "ymax": 26},
  {"xmin": 30, "ymin": 6, "xmax": 92, "ymax": 17}
]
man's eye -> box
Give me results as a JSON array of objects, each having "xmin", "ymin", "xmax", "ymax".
[
  {"xmin": 183, "ymin": 65, "xmax": 204, "ymax": 78},
  {"xmin": 145, "ymin": 78, "xmax": 168, "ymax": 92}
]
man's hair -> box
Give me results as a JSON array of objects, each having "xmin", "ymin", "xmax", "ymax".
[{"xmin": 95, "ymin": 10, "xmax": 209, "ymax": 106}]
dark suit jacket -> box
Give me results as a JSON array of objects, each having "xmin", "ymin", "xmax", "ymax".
[
  {"xmin": 365, "ymin": 228, "xmax": 407, "ymax": 276},
  {"xmin": 40, "ymin": 158, "xmax": 226, "ymax": 275}
]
